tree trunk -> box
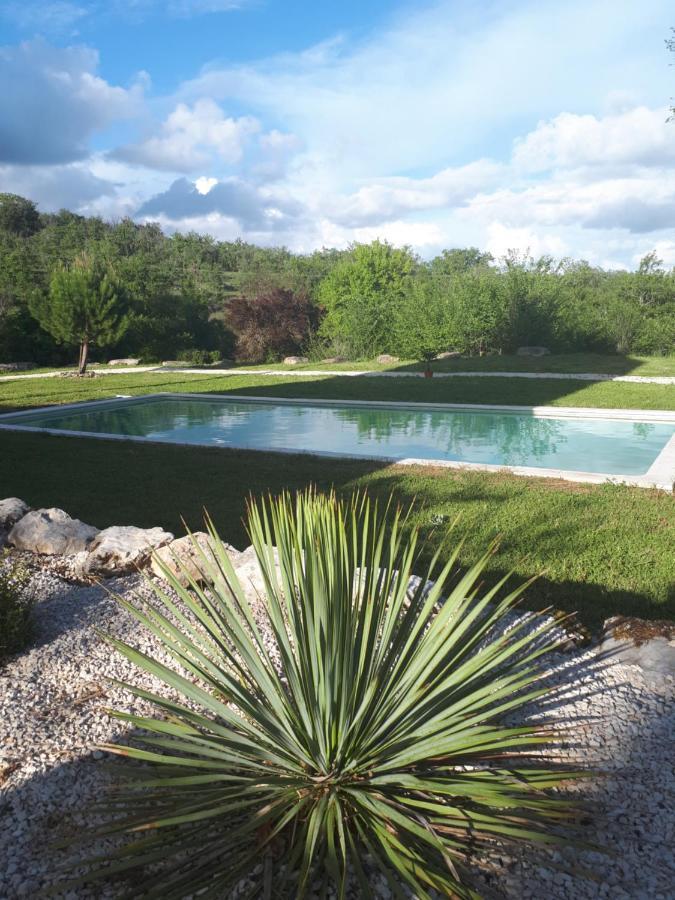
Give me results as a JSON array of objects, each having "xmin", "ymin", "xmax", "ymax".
[{"xmin": 79, "ymin": 340, "xmax": 89, "ymax": 375}]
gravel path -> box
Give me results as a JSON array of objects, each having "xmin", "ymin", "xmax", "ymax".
[
  {"xmin": 1, "ymin": 366, "xmax": 673, "ymax": 384},
  {"xmin": 1, "ymin": 568, "xmax": 673, "ymax": 899}
]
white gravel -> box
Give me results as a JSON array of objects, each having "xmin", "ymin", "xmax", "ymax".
[{"xmin": 1, "ymin": 565, "xmax": 673, "ymax": 899}]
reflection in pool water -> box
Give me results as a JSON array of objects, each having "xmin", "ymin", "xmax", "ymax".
[{"xmin": 3, "ymin": 396, "xmax": 673, "ymax": 476}]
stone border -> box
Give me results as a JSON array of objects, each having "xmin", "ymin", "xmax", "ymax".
[{"xmin": 1, "ymin": 393, "xmax": 674, "ymax": 491}]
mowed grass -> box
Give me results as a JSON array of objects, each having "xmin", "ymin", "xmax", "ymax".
[
  {"xmin": 1, "ymin": 370, "xmax": 673, "ymax": 631},
  {"xmin": 3, "ymin": 351, "xmax": 674, "ymax": 379},
  {"xmin": 239, "ymin": 352, "xmax": 675, "ymax": 377},
  {"xmin": 0, "ymin": 429, "xmax": 672, "ymax": 631},
  {"xmin": 1, "ymin": 370, "xmax": 674, "ymax": 413}
]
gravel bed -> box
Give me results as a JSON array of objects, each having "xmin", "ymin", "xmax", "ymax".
[{"xmin": 1, "ymin": 567, "xmax": 673, "ymax": 899}]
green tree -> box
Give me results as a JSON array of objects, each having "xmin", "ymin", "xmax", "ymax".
[
  {"xmin": 392, "ymin": 273, "xmax": 455, "ymax": 363},
  {"xmin": 0, "ymin": 194, "xmax": 42, "ymax": 238},
  {"xmin": 318, "ymin": 240, "xmax": 417, "ymax": 358},
  {"xmin": 429, "ymin": 246, "xmax": 493, "ymax": 276},
  {"xmin": 29, "ymin": 254, "xmax": 129, "ymax": 373}
]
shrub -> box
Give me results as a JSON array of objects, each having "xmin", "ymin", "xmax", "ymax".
[
  {"xmin": 0, "ymin": 552, "xmax": 32, "ymax": 663},
  {"xmin": 176, "ymin": 348, "xmax": 222, "ymax": 366},
  {"xmin": 227, "ymin": 288, "xmax": 320, "ymax": 363},
  {"xmin": 318, "ymin": 240, "xmax": 417, "ymax": 359},
  {"xmin": 74, "ymin": 490, "xmax": 584, "ymax": 897}
]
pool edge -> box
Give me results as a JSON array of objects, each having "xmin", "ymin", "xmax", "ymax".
[{"xmin": 1, "ymin": 392, "xmax": 673, "ymax": 492}]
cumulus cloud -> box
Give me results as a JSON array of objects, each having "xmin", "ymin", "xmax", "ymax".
[
  {"xmin": 325, "ymin": 160, "xmax": 504, "ymax": 227},
  {"xmin": 180, "ymin": 0, "xmax": 671, "ymax": 181},
  {"xmin": 0, "ymin": 162, "xmax": 117, "ymax": 211},
  {"xmin": 136, "ymin": 176, "xmax": 303, "ymax": 231},
  {"xmin": 112, "ymin": 99, "xmax": 259, "ymax": 172},
  {"xmin": 0, "ymin": 41, "xmax": 143, "ymax": 165},
  {"xmin": 513, "ymin": 107, "xmax": 675, "ymax": 172}
]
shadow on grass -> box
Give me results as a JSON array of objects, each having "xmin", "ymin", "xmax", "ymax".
[
  {"xmin": 386, "ymin": 352, "xmax": 647, "ymax": 376},
  {"xmin": 1, "ymin": 428, "xmax": 673, "ymax": 632}
]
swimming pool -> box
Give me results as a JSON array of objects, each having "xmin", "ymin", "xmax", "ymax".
[{"xmin": 2, "ymin": 393, "xmax": 674, "ymax": 489}]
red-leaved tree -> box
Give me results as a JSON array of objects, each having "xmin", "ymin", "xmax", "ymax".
[{"xmin": 227, "ymin": 288, "xmax": 321, "ymax": 362}]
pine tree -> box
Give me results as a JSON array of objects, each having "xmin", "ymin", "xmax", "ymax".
[{"xmin": 29, "ymin": 253, "xmax": 129, "ymax": 374}]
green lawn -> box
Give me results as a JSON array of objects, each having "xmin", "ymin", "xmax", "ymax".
[
  {"xmin": 1, "ymin": 369, "xmax": 673, "ymax": 631},
  {"xmin": 1, "ymin": 370, "xmax": 674, "ymax": 413},
  {"xmin": 3, "ymin": 351, "xmax": 675, "ymax": 378},
  {"xmin": 0, "ymin": 430, "xmax": 672, "ymax": 631},
  {"xmin": 239, "ymin": 352, "xmax": 675, "ymax": 377}
]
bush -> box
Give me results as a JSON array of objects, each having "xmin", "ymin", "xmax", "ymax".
[
  {"xmin": 318, "ymin": 240, "xmax": 417, "ymax": 358},
  {"xmin": 0, "ymin": 552, "xmax": 32, "ymax": 663},
  {"xmin": 74, "ymin": 490, "xmax": 584, "ymax": 898},
  {"xmin": 227, "ymin": 288, "xmax": 320, "ymax": 362},
  {"xmin": 176, "ymin": 348, "xmax": 222, "ymax": 366}
]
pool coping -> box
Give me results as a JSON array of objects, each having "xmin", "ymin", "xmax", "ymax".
[{"xmin": 1, "ymin": 392, "xmax": 674, "ymax": 492}]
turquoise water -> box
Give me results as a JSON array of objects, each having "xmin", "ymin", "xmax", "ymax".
[{"xmin": 2, "ymin": 396, "xmax": 673, "ymax": 475}]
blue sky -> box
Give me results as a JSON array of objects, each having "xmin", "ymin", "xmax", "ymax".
[{"xmin": 1, "ymin": 0, "xmax": 674, "ymax": 267}]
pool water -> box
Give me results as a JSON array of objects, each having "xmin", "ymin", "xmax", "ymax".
[{"xmin": 2, "ymin": 395, "xmax": 673, "ymax": 476}]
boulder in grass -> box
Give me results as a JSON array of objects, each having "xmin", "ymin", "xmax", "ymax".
[
  {"xmin": 0, "ymin": 361, "xmax": 35, "ymax": 372},
  {"xmin": 9, "ymin": 508, "xmax": 98, "ymax": 555},
  {"xmin": 0, "ymin": 498, "xmax": 30, "ymax": 530},
  {"xmin": 107, "ymin": 358, "xmax": 140, "ymax": 367},
  {"xmin": 283, "ymin": 356, "xmax": 308, "ymax": 365},
  {"xmin": 516, "ymin": 346, "xmax": 551, "ymax": 357},
  {"xmin": 151, "ymin": 532, "xmax": 240, "ymax": 587},
  {"xmin": 376, "ymin": 354, "xmax": 399, "ymax": 364},
  {"xmin": 434, "ymin": 351, "xmax": 461, "ymax": 360},
  {"xmin": 83, "ymin": 525, "xmax": 174, "ymax": 577}
]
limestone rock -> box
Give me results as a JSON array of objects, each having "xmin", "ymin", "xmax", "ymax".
[
  {"xmin": 321, "ymin": 356, "xmax": 347, "ymax": 364},
  {"xmin": 107, "ymin": 358, "xmax": 140, "ymax": 367},
  {"xmin": 151, "ymin": 532, "xmax": 239, "ymax": 587},
  {"xmin": 434, "ymin": 351, "xmax": 461, "ymax": 360},
  {"xmin": 8, "ymin": 508, "xmax": 98, "ymax": 555},
  {"xmin": 376, "ymin": 354, "xmax": 400, "ymax": 364},
  {"xmin": 601, "ymin": 616, "xmax": 675, "ymax": 676},
  {"xmin": 0, "ymin": 361, "xmax": 35, "ymax": 371},
  {"xmin": 83, "ymin": 525, "xmax": 173, "ymax": 577},
  {"xmin": 231, "ymin": 544, "xmax": 282, "ymax": 601},
  {"xmin": 283, "ymin": 356, "xmax": 308, "ymax": 365},
  {"xmin": 0, "ymin": 498, "xmax": 30, "ymax": 529},
  {"xmin": 516, "ymin": 346, "xmax": 551, "ymax": 357}
]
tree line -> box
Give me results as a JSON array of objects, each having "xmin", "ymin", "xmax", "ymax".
[{"xmin": 0, "ymin": 192, "xmax": 673, "ymax": 370}]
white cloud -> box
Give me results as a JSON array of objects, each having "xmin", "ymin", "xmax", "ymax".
[
  {"xmin": 195, "ymin": 176, "xmax": 218, "ymax": 194},
  {"xmin": 484, "ymin": 223, "xmax": 569, "ymax": 260},
  {"xmin": 514, "ymin": 106, "xmax": 675, "ymax": 172},
  {"xmin": 181, "ymin": 0, "xmax": 671, "ymax": 184},
  {"xmin": 112, "ymin": 99, "xmax": 259, "ymax": 172},
  {"xmin": 324, "ymin": 160, "xmax": 504, "ymax": 227},
  {"xmin": 0, "ymin": 162, "xmax": 117, "ymax": 211},
  {"xmin": 0, "ymin": 41, "xmax": 144, "ymax": 165},
  {"xmin": 2, "ymin": 0, "xmax": 249, "ymax": 32},
  {"xmin": 0, "ymin": 2, "xmax": 87, "ymax": 32}
]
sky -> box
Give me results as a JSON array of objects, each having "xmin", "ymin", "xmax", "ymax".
[{"xmin": 1, "ymin": 0, "xmax": 674, "ymax": 267}]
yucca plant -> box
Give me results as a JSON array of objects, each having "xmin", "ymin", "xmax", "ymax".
[{"xmin": 68, "ymin": 490, "xmax": 585, "ymax": 898}]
